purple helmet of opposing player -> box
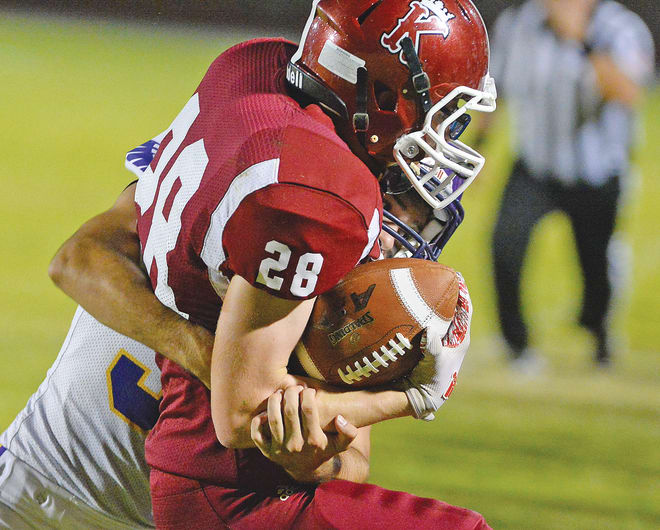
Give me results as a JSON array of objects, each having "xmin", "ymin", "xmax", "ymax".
[{"xmin": 381, "ymin": 161, "xmax": 465, "ymax": 261}]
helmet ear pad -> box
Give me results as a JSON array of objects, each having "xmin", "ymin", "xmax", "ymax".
[
  {"xmin": 365, "ymin": 78, "xmax": 468, "ymax": 162},
  {"xmin": 365, "ymin": 80, "xmax": 419, "ymax": 160}
]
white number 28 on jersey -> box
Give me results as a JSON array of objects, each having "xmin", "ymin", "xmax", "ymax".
[
  {"xmin": 257, "ymin": 240, "xmax": 324, "ymax": 297},
  {"xmin": 135, "ymin": 94, "xmax": 207, "ymax": 317}
]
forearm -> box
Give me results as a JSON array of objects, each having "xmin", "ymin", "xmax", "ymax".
[
  {"xmin": 90, "ymin": 253, "xmax": 212, "ymax": 386},
  {"xmin": 307, "ymin": 383, "xmax": 412, "ymax": 430},
  {"xmin": 214, "ymin": 359, "xmax": 411, "ymax": 446},
  {"xmin": 52, "ymin": 230, "xmax": 213, "ymax": 386},
  {"xmin": 589, "ymin": 53, "xmax": 642, "ymax": 107},
  {"xmin": 332, "ymin": 447, "xmax": 369, "ymax": 483},
  {"xmin": 211, "ymin": 276, "xmax": 315, "ymax": 448},
  {"xmin": 50, "ymin": 186, "xmax": 214, "ymax": 386},
  {"xmin": 545, "ymin": 1, "xmax": 644, "ymax": 109},
  {"xmin": 292, "ymin": 446, "xmax": 370, "ymax": 484},
  {"xmin": 213, "ymin": 355, "xmax": 298, "ymax": 448},
  {"xmin": 332, "ymin": 445, "xmax": 370, "ymax": 483}
]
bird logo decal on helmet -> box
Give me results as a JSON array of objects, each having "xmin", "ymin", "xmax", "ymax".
[{"xmin": 381, "ymin": 1, "xmax": 456, "ymax": 64}]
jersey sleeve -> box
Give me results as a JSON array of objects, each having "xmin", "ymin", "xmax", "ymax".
[
  {"xmin": 607, "ymin": 12, "xmax": 655, "ymax": 86},
  {"xmin": 223, "ymin": 182, "xmax": 379, "ymax": 300}
]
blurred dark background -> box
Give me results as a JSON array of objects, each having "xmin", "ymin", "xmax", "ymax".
[{"xmin": 2, "ymin": 0, "xmax": 658, "ymax": 60}]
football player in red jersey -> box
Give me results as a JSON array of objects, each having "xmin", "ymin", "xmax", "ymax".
[{"xmin": 53, "ymin": 1, "xmax": 497, "ymax": 527}]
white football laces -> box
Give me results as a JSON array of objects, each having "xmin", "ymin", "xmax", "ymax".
[{"xmin": 338, "ymin": 332, "xmax": 412, "ymax": 385}]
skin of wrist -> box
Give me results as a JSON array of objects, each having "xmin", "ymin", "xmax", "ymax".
[
  {"xmin": 287, "ymin": 454, "xmax": 342, "ymax": 484},
  {"xmin": 158, "ymin": 318, "xmax": 213, "ymax": 388},
  {"xmin": 315, "ymin": 387, "xmax": 413, "ymax": 431},
  {"xmin": 185, "ymin": 323, "xmax": 214, "ymax": 388}
]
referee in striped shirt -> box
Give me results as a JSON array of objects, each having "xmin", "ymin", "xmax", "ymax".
[{"xmin": 485, "ymin": 0, "xmax": 654, "ymax": 367}]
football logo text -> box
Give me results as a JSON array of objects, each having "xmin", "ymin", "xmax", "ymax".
[
  {"xmin": 328, "ymin": 311, "xmax": 374, "ymax": 346},
  {"xmin": 350, "ymin": 284, "xmax": 376, "ymax": 312}
]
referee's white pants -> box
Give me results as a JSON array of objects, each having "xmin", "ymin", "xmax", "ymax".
[{"xmin": 0, "ymin": 446, "xmax": 146, "ymax": 529}]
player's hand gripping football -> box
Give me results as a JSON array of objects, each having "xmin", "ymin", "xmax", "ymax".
[
  {"xmin": 398, "ymin": 272, "xmax": 472, "ymax": 420},
  {"xmin": 251, "ymin": 386, "xmax": 358, "ymax": 483}
]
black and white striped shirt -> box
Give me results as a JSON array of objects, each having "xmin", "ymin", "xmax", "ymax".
[{"xmin": 491, "ymin": 0, "xmax": 655, "ymax": 185}]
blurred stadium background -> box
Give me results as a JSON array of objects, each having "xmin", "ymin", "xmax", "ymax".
[{"xmin": 1, "ymin": 2, "xmax": 658, "ymax": 528}]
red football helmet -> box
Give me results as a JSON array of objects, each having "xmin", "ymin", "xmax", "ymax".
[{"xmin": 287, "ymin": 0, "xmax": 497, "ymax": 209}]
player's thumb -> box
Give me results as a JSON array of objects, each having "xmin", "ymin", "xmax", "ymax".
[
  {"xmin": 333, "ymin": 415, "xmax": 358, "ymax": 450},
  {"xmin": 423, "ymin": 319, "xmax": 450, "ymax": 356}
]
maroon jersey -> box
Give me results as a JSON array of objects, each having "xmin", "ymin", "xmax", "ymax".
[{"xmin": 135, "ymin": 39, "xmax": 382, "ymax": 486}]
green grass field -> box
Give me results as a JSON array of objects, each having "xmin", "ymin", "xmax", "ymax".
[{"xmin": 1, "ymin": 11, "xmax": 658, "ymax": 529}]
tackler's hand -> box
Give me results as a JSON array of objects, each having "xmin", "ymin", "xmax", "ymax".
[
  {"xmin": 251, "ymin": 386, "xmax": 358, "ymax": 483},
  {"xmin": 398, "ymin": 272, "xmax": 473, "ymax": 420}
]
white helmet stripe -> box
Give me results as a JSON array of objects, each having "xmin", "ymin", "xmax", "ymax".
[
  {"xmin": 359, "ymin": 208, "xmax": 381, "ymax": 262},
  {"xmin": 291, "ymin": 0, "xmax": 322, "ymax": 65}
]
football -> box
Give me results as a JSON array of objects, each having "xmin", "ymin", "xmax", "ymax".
[{"xmin": 294, "ymin": 258, "xmax": 459, "ymax": 388}]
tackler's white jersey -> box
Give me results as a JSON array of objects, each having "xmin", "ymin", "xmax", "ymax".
[{"xmin": 0, "ymin": 306, "xmax": 160, "ymax": 526}]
